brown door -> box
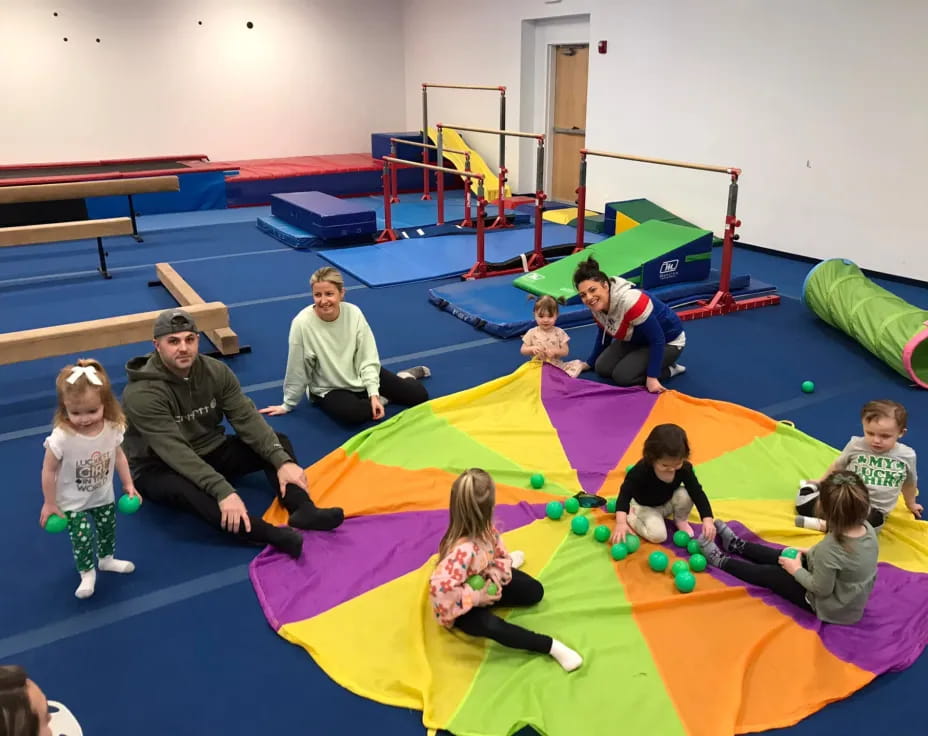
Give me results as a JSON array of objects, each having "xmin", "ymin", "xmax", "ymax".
[{"xmin": 551, "ymin": 44, "xmax": 589, "ymax": 203}]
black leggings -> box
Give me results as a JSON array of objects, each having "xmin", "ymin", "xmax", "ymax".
[
  {"xmin": 453, "ymin": 569, "xmax": 552, "ymax": 654},
  {"xmin": 594, "ymin": 341, "xmax": 682, "ymax": 386},
  {"xmin": 315, "ymin": 367, "xmax": 428, "ymax": 425},
  {"xmin": 135, "ymin": 433, "xmax": 310, "ymax": 549},
  {"xmin": 722, "ymin": 541, "xmax": 814, "ymax": 612},
  {"xmin": 796, "ymin": 490, "xmax": 885, "ymax": 528}
]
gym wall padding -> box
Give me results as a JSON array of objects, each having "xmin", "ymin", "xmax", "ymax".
[{"xmin": 802, "ymin": 258, "xmax": 928, "ymax": 388}]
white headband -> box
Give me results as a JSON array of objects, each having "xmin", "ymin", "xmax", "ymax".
[{"xmin": 66, "ymin": 365, "xmax": 103, "ymax": 386}]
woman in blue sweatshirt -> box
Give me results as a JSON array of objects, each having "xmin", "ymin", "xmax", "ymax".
[
  {"xmin": 573, "ymin": 257, "xmax": 686, "ymax": 393},
  {"xmin": 261, "ymin": 267, "xmax": 430, "ymax": 425}
]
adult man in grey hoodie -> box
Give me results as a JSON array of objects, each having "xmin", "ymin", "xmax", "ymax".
[{"xmin": 121, "ymin": 309, "xmax": 343, "ymax": 558}]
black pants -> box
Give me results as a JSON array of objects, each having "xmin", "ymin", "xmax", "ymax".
[
  {"xmin": 594, "ymin": 341, "xmax": 683, "ymax": 386},
  {"xmin": 796, "ymin": 489, "xmax": 885, "ymax": 528},
  {"xmin": 453, "ymin": 569, "xmax": 552, "ymax": 654},
  {"xmin": 315, "ymin": 367, "xmax": 428, "ymax": 425},
  {"xmin": 135, "ymin": 432, "xmax": 310, "ymax": 549},
  {"xmin": 723, "ymin": 541, "xmax": 814, "ymax": 612}
]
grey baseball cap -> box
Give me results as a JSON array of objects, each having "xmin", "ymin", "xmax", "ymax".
[{"xmin": 153, "ymin": 308, "xmax": 198, "ymax": 338}]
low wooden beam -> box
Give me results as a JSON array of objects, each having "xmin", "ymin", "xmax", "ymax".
[
  {"xmin": 0, "ymin": 218, "xmax": 133, "ymax": 247},
  {"xmin": 0, "ymin": 302, "xmax": 230, "ymax": 366},
  {"xmin": 0, "ymin": 176, "xmax": 180, "ymax": 205},
  {"xmin": 155, "ymin": 262, "xmax": 241, "ymax": 355}
]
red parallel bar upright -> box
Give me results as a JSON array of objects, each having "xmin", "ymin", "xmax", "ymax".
[
  {"xmin": 461, "ymin": 153, "xmax": 473, "ymax": 227},
  {"xmin": 463, "ymin": 196, "xmax": 489, "ymax": 279},
  {"xmin": 527, "ymin": 190, "xmax": 547, "ymax": 270},
  {"xmin": 490, "ymin": 168, "xmax": 509, "ymax": 229},
  {"xmin": 376, "ymin": 161, "xmax": 397, "ymax": 242}
]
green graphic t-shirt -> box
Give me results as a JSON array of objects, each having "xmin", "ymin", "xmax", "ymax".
[{"xmin": 837, "ymin": 436, "xmax": 917, "ymax": 514}]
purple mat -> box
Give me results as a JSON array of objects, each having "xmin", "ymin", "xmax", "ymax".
[{"xmin": 250, "ymin": 501, "xmax": 545, "ymax": 630}]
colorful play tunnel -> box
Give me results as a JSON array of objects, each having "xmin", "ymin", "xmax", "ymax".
[{"xmin": 802, "ymin": 258, "xmax": 928, "ymax": 388}]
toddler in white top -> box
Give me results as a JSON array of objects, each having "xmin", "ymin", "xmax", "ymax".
[
  {"xmin": 520, "ymin": 296, "xmax": 584, "ymax": 378},
  {"xmin": 40, "ymin": 359, "xmax": 141, "ymax": 599}
]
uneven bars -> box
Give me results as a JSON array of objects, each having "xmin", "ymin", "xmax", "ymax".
[
  {"xmin": 423, "ymin": 83, "xmax": 505, "ymax": 91},
  {"xmin": 383, "ymin": 157, "xmax": 485, "ymax": 184},
  {"xmin": 582, "ymin": 149, "xmax": 740, "ymax": 176},
  {"xmin": 390, "ymin": 138, "xmax": 470, "ymax": 156},
  {"xmin": 439, "ymin": 123, "xmax": 544, "ymax": 141}
]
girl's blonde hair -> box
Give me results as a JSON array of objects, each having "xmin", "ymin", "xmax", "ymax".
[
  {"xmin": 534, "ymin": 295, "xmax": 559, "ymax": 318},
  {"xmin": 437, "ymin": 468, "xmax": 496, "ymax": 559},
  {"xmin": 53, "ymin": 359, "xmax": 125, "ymax": 431},
  {"xmin": 310, "ymin": 266, "xmax": 345, "ymax": 292},
  {"xmin": 818, "ymin": 471, "xmax": 870, "ymax": 546}
]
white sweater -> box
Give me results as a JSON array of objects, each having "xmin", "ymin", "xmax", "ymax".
[{"xmin": 281, "ymin": 302, "xmax": 381, "ymax": 408}]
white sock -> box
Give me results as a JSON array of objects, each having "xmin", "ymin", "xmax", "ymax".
[
  {"xmin": 75, "ymin": 569, "xmax": 96, "ymax": 599},
  {"xmin": 98, "ymin": 555, "xmax": 135, "ymax": 573},
  {"xmin": 795, "ymin": 515, "xmax": 826, "ymax": 532},
  {"xmin": 668, "ymin": 363, "xmax": 687, "ymax": 377},
  {"xmin": 510, "ymin": 550, "xmax": 525, "ymax": 569},
  {"xmin": 397, "ymin": 365, "xmax": 431, "ymax": 380},
  {"xmin": 549, "ymin": 639, "xmax": 583, "ymax": 672}
]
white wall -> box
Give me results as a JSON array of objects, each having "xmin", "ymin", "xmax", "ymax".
[
  {"xmin": 0, "ymin": 0, "xmax": 407, "ymax": 162},
  {"xmin": 401, "ymin": 0, "xmax": 928, "ymax": 279}
]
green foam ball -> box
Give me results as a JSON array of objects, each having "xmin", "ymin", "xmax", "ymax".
[
  {"xmin": 117, "ymin": 494, "xmax": 141, "ymax": 514},
  {"xmin": 564, "ymin": 497, "xmax": 580, "ymax": 514},
  {"xmin": 530, "ymin": 473, "xmax": 545, "ymax": 489},
  {"xmin": 466, "ymin": 574, "xmax": 485, "ymax": 590},
  {"xmin": 625, "ymin": 464, "xmax": 635, "ymax": 473},
  {"xmin": 610, "ymin": 543, "xmax": 629, "ymax": 560},
  {"xmin": 593, "ymin": 524, "xmax": 611, "ymax": 543},
  {"xmin": 545, "ymin": 500, "xmax": 564, "ymax": 520},
  {"xmin": 45, "ymin": 514, "xmax": 68, "ymax": 534},
  {"xmin": 675, "ymin": 570, "xmax": 697, "ymax": 593},
  {"xmin": 781, "ymin": 547, "xmax": 799, "ymax": 559},
  {"xmin": 624, "ymin": 534, "xmax": 641, "ymax": 553},
  {"xmin": 671, "ymin": 559, "xmax": 690, "ymax": 576},
  {"xmin": 686, "ymin": 539, "xmax": 701, "ymax": 555},
  {"xmin": 801, "ymin": 380, "xmax": 815, "ymax": 394},
  {"xmin": 606, "ymin": 498, "xmax": 617, "ymax": 513},
  {"xmin": 689, "ymin": 553, "xmax": 708, "ymax": 572},
  {"xmin": 672, "ymin": 530, "xmax": 691, "ymax": 547},
  {"xmin": 648, "ymin": 550, "xmax": 669, "ymax": 572},
  {"xmin": 487, "ymin": 582, "xmax": 498, "ymax": 596},
  {"xmin": 571, "ymin": 515, "xmax": 590, "ymax": 536}
]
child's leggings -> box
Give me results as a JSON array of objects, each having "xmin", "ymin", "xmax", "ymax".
[
  {"xmin": 723, "ymin": 541, "xmax": 814, "ymax": 613},
  {"xmin": 453, "ymin": 569, "xmax": 552, "ymax": 653},
  {"xmin": 64, "ymin": 503, "xmax": 117, "ymax": 572}
]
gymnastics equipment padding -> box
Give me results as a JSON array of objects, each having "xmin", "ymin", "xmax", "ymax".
[
  {"xmin": 270, "ymin": 191, "xmax": 376, "ymax": 239},
  {"xmin": 512, "ymin": 220, "xmax": 712, "ymax": 303},
  {"xmin": 803, "ymin": 258, "xmax": 928, "ymax": 388}
]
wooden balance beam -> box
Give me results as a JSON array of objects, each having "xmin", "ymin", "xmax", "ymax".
[
  {"xmin": 0, "ymin": 175, "xmax": 179, "ymax": 242},
  {"xmin": 0, "ymin": 217, "xmax": 133, "ymax": 278},
  {"xmin": 0, "ymin": 301, "xmax": 230, "ymax": 366},
  {"xmin": 152, "ymin": 262, "xmax": 247, "ymax": 356}
]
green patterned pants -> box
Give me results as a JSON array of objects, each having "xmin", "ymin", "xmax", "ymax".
[{"xmin": 65, "ymin": 503, "xmax": 116, "ymax": 572}]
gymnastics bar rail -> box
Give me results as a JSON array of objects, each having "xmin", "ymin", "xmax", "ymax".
[
  {"xmin": 575, "ymin": 149, "xmax": 780, "ymax": 321},
  {"xmin": 0, "ymin": 175, "xmax": 180, "ymax": 242},
  {"xmin": 0, "ymin": 218, "xmax": 133, "ymax": 279},
  {"xmin": 421, "ymin": 83, "xmax": 506, "ymax": 200}
]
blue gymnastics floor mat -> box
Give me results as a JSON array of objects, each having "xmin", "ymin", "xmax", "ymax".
[
  {"xmin": 317, "ymin": 223, "xmax": 606, "ymax": 287},
  {"xmin": 428, "ymin": 270, "xmax": 777, "ymax": 338}
]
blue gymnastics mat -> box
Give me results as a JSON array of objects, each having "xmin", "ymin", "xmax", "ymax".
[
  {"xmin": 317, "ymin": 223, "xmax": 606, "ymax": 287},
  {"xmin": 427, "ymin": 269, "xmax": 776, "ymax": 338}
]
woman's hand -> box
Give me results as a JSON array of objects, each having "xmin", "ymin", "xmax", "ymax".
[
  {"xmin": 370, "ymin": 396, "xmax": 385, "ymax": 420},
  {"xmin": 260, "ymin": 405, "xmax": 289, "ymax": 416},
  {"xmin": 645, "ymin": 377, "xmax": 666, "ymax": 393}
]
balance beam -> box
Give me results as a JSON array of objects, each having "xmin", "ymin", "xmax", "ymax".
[
  {"xmin": 154, "ymin": 262, "xmax": 244, "ymax": 356},
  {"xmin": 0, "ymin": 176, "xmax": 180, "ymax": 205},
  {"xmin": 0, "ymin": 175, "xmax": 179, "ymax": 242},
  {"xmin": 0, "ymin": 302, "xmax": 229, "ymax": 366}
]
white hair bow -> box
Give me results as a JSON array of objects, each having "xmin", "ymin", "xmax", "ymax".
[{"xmin": 66, "ymin": 365, "xmax": 103, "ymax": 386}]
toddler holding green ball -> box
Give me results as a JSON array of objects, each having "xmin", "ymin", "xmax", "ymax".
[
  {"xmin": 429, "ymin": 469, "xmax": 582, "ymax": 671},
  {"xmin": 39, "ymin": 360, "xmax": 140, "ymax": 599}
]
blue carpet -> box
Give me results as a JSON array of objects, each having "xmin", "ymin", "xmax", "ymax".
[{"xmin": 1, "ymin": 213, "xmax": 926, "ymax": 736}]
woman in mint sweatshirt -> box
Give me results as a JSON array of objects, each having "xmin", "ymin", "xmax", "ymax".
[{"xmin": 261, "ymin": 267, "xmax": 430, "ymax": 425}]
